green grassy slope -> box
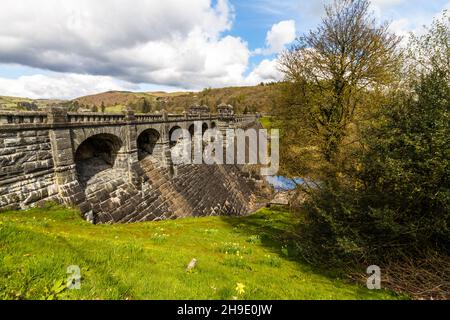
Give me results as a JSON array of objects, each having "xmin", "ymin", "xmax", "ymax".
[
  {"xmin": 0, "ymin": 96, "xmax": 32, "ymax": 110},
  {"xmin": 0, "ymin": 96, "xmax": 64, "ymax": 111},
  {"xmin": 0, "ymin": 205, "xmax": 403, "ymax": 300}
]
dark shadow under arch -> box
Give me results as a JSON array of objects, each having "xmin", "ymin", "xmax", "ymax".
[
  {"xmin": 137, "ymin": 128, "xmax": 161, "ymax": 160},
  {"xmin": 75, "ymin": 133, "xmax": 123, "ymax": 185}
]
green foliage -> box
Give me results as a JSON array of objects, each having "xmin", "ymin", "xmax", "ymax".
[
  {"xmin": 298, "ymin": 63, "xmax": 450, "ymax": 262},
  {"xmin": 246, "ymin": 235, "xmax": 261, "ymax": 244},
  {"xmin": 362, "ymin": 70, "xmax": 449, "ymax": 247},
  {"xmin": 41, "ymin": 279, "xmax": 67, "ymax": 300},
  {"xmin": 259, "ymin": 117, "xmax": 272, "ymax": 130},
  {"xmin": 274, "ymin": 81, "xmax": 324, "ymax": 177},
  {"xmin": 260, "ymin": 255, "xmax": 281, "ymax": 268},
  {"xmin": 129, "ymin": 98, "xmax": 153, "ymax": 114},
  {"xmin": 406, "ymin": 11, "xmax": 449, "ymax": 83},
  {"xmin": 59, "ymin": 100, "xmax": 80, "ymax": 112},
  {"xmin": 278, "ymin": 4, "xmax": 449, "ymax": 271}
]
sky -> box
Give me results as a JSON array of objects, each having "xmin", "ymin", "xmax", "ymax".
[{"xmin": 0, "ymin": 0, "xmax": 448, "ymax": 99}]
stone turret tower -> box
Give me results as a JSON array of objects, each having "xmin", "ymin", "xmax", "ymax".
[{"xmin": 217, "ymin": 103, "xmax": 234, "ymax": 116}]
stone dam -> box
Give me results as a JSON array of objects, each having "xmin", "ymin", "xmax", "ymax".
[{"xmin": 0, "ymin": 108, "xmax": 268, "ymax": 223}]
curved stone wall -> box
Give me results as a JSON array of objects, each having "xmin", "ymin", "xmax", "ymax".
[
  {"xmin": 80, "ymin": 158, "xmax": 261, "ymax": 224},
  {"xmin": 0, "ymin": 109, "xmax": 265, "ymax": 223}
]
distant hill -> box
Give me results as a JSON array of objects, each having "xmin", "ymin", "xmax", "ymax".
[
  {"xmin": 73, "ymin": 83, "xmax": 282, "ymax": 114},
  {"xmin": 1, "ymin": 83, "xmax": 282, "ymax": 114},
  {"xmin": 74, "ymin": 91, "xmax": 153, "ymax": 108},
  {"xmin": 0, "ymin": 95, "xmax": 65, "ymax": 111},
  {"xmin": 161, "ymin": 83, "xmax": 282, "ymax": 114}
]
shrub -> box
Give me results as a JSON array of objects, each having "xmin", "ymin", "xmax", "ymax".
[{"xmin": 298, "ymin": 69, "xmax": 449, "ymax": 263}]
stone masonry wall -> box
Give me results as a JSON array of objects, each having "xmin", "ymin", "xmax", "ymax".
[
  {"xmin": 0, "ymin": 110, "xmax": 265, "ymax": 223},
  {"xmin": 80, "ymin": 157, "xmax": 263, "ymax": 224},
  {"xmin": 0, "ymin": 130, "xmax": 59, "ymax": 210}
]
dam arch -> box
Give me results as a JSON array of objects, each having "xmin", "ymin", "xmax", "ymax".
[
  {"xmin": 137, "ymin": 128, "xmax": 161, "ymax": 160},
  {"xmin": 74, "ymin": 133, "xmax": 124, "ymax": 185}
]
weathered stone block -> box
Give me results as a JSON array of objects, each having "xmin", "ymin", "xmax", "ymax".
[{"xmin": 4, "ymin": 138, "xmax": 23, "ymax": 147}]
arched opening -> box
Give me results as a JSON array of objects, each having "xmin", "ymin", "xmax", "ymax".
[
  {"xmin": 169, "ymin": 126, "xmax": 183, "ymax": 148},
  {"xmin": 202, "ymin": 123, "xmax": 208, "ymax": 135},
  {"xmin": 75, "ymin": 133, "xmax": 123, "ymax": 185},
  {"xmin": 211, "ymin": 122, "xmax": 217, "ymax": 129},
  {"xmin": 137, "ymin": 129, "xmax": 160, "ymax": 160}
]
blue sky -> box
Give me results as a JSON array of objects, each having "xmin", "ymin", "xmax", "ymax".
[
  {"xmin": 0, "ymin": 0, "xmax": 448, "ymax": 99},
  {"xmin": 230, "ymin": 0, "xmax": 449, "ymax": 53}
]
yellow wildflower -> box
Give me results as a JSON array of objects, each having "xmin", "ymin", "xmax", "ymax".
[{"xmin": 235, "ymin": 282, "xmax": 245, "ymax": 295}]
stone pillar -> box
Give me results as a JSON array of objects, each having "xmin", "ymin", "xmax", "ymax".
[
  {"xmin": 121, "ymin": 108, "xmax": 141, "ymax": 186},
  {"xmin": 218, "ymin": 115, "xmax": 235, "ymax": 158},
  {"xmin": 47, "ymin": 107, "xmax": 88, "ymax": 214},
  {"xmin": 124, "ymin": 107, "xmax": 136, "ymax": 122},
  {"xmin": 160, "ymin": 110, "xmax": 174, "ymax": 171},
  {"xmin": 48, "ymin": 107, "xmax": 68, "ymax": 123},
  {"xmin": 218, "ymin": 114, "xmax": 234, "ymax": 135}
]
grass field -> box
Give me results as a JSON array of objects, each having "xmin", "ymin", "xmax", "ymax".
[{"xmin": 0, "ymin": 205, "xmax": 403, "ymax": 300}]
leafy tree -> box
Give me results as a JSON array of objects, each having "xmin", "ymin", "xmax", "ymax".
[
  {"xmin": 131, "ymin": 98, "xmax": 152, "ymax": 113},
  {"xmin": 141, "ymin": 99, "xmax": 151, "ymax": 113},
  {"xmin": 101, "ymin": 101, "xmax": 106, "ymax": 113},
  {"xmin": 278, "ymin": 0, "xmax": 402, "ymax": 166},
  {"xmin": 406, "ymin": 11, "xmax": 449, "ymax": 83},
  {"xmin": 298, "ymin": 12, "xmax": 450, "ymax": 261}
]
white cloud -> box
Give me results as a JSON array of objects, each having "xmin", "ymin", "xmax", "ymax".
[
  {"xmin": 1, "ymin": 0, "xmax": 447, "ymax": 98},
  {"xmin": 255, "ymin": 20, "xmax": 296, "ymax": 55},
  {"xmin": 266, "ymin": 20, "xmax": 297, "ymax": 54},
  {"xmin": 245, "ymin": 59, "xmax": 283, "ymax": 84},
  {"xmin": 387, "ymin": 2, "xmax": 450, "ymax": 45},
  {"xmin": 389, "ymin": 18, "xmax": 413, "ymax": 38},
  {"xmin": 0, "ymin": 73, "xmax": 138, "ymax": 99},
  {"xmin": 0, "ymin": 0, "xmax": 251, "ymax": 90},
  {"xmin": 371, "ymin": 0, "xmax": 407, "ymax": 11}
]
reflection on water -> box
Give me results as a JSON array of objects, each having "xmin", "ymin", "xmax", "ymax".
[{"xmin": 265, "ymin": 176, "xmax": 304, "ymax": 191}]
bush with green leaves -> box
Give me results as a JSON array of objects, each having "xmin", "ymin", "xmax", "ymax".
[
  {"xmin": 293, "ymin": 11, "xmax": 450, "ymax": 264},
  {"xmin": 299, "ymin": 68, "xmax": 449, "ymax": 262}
]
